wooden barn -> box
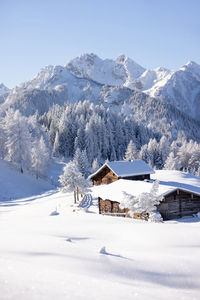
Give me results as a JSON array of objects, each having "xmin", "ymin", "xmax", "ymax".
[
  {"xmin": 94, "ymin": 178, "xmax": 200, "ymax": 221},
  {"xmin": 89, "ymin": 160, "xmax": 155, "ymax": 185}
]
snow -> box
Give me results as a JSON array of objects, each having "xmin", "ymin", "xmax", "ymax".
[
  {"xmin": 66, "ymin": 53, "xmax": 145, "ymax": 87},
  {"xmin": 137, "ymin": 67, "xmax": 171, "ymax": 91},
  {"xmin": 91, "ymin": 178, "xmax": 176, "ymax": 204},
  {"xmin": 152, "ymin": 170, "xmax": 200, "ymax": 195},
  {"xmin": 144, "ymin": 61, "xmax": 200, "ymax": 120},
  {"xmin": 90, "ymin": 160, "xmax": 155, "ymax": 179},
  {"xmin": 0, "ymin": 164, "xmax": 200, "ymax": 299},
  {"xmin": 0, "ymin": 83, "xmax": 10, "ymax": 96},
  {"xmin": 0, "ymin": 159, "xmax": 53, "ymax": 204}
]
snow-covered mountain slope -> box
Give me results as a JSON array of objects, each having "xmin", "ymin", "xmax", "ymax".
[
  {"xmin": 66, "ymin": 53, "xmax": 146, "ymax": 86},
  {"xmin": 144, "ymin": 61, "xmax": 200, "ymax": 120},
  {"xmin": 66, "ymin": 54, "xmax": 200, "ymax": 121},
  {"xmin": 2, "ymin": 54, "xmax": 200, "ymax": 120},
  {"xmin": 0, "ymin": 83, "xmax": 10, "ymax": 96},
  {"xmin": 1, "ymin": 53, "xmax": 200, "ymax": 141},
  {"xmin": 1, "ymin": 69, "xmax": 200, "ymax": 142},
  {"xmin": 137, "ymin": 67, "xmax": 171, "ymax": 91},
  {"xmin": 0, "ymin": 159, "xmax": 53, "ymax": 202},
  {"xmin": 0, "ymin": 67, "xmax": 104, "ymax": 115},
  {"xmin": 0, "ymin": 83, "xmax": 10, "ymax": 104}
]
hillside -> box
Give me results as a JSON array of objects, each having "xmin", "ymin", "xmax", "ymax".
[
  {"xmin": 0, "ymin": 167, "xmax": 200, "ymax": 300},
  {"xmin": 0, "ymin": 159, "xmax": 53, "ymax": 204}
]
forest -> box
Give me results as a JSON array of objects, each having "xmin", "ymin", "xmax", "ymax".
[{"xmin": 1, "ymin": 100, "xmax": 200, "ymax": 179}]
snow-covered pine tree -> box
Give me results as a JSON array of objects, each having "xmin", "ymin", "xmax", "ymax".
[
  {"xmin": 159, "ymin": 136, "xmax": 170, "ymax": 167},
  {"xmin": 147, "ymin": 138, "xmax": 162, "ymax": 169},
  {"xmin": 164, "ymin": 152, "xmax": 181, "ymax": 170},
  {"xmin": 177, "ymin": 140, "xmax": 193, "ymax": 171},
  {"xmin": 0, "ymin": 116, "xmax": 6, "ymax": 159},
  {"xmin": 124, "ymin": 140, "xmax": 137, "ymax": 161},
  {"xmin": 31, "ymin": 136, "xmax": 50, "ymax": 178},
  {"xmin": 81, "ymin": 149, "xmax": 90, "ymax": 178},
  {"xmin": 4, "ymin": 109, "xmax": 32, "ymax": 173},
  {"xmin": 73, "ymin": 148, "xmax": 90, "ymax": 178},
  {"xmin": 52, "ymin": 131, "xmax": 60, "ymax": 157},
  {"xmin": 188, "ymin": 142, "xmax": 200, "ymax": 174},
  {"xmin": 92, "ymin": 157, "xmax": 100, "ymax": 172},
  {"xmin": 138, "ymin": 144, "xmax": 150, "ymax": 163}
]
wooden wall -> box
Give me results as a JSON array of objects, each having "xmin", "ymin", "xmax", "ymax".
[
  {"xmin": 98, "ymin": 197, "xmax": 148, "ymax": 219},
  {"xmin": 98, "ymin": 197, "xmax": 128, "ymax": 217},
  {"xmin": 157, "ymin": 190, "xmax": 200, "ymax": 220},
  {"xmin": 92, "ymin": 166, "xmax": 118, "ymax": 185}
]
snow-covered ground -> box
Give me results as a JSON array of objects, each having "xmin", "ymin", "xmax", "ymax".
[{"xmin": 1, "ymin": 164, "xmax": 200, "ymax": 300}]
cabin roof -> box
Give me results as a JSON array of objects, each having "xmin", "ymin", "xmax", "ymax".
[
  {"xmin": 91, "ymin": 177, "xmax": 200, "ymax": 204},
  {"xmin": 89, "ymin": 160, "xmax": 155, "ymax": 179}
]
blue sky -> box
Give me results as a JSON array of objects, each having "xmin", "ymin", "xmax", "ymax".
[{"xmin": 1, "ymin": 0, "xmax": 200, "ymax": 88}]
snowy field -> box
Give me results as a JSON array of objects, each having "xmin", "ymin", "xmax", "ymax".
[{"xmin": 0, "ymin": 162, "xmax": 200, "ymax": 300}]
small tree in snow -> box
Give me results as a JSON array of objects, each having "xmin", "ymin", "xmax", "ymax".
[
  {"xmin": 119, "ymin": 180, "xmax": 163, "ymax": 219},
  {"xmin": 59, "ymin": 161, "xmax": 91, "ymax": 204}
]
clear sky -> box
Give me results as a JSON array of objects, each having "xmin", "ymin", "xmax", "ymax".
[{"xmin": 1, "ymin": 0, "xmax": 200, "ymax": 88}]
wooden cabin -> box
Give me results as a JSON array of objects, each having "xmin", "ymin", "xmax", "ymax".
[
  {"xmin": 89, "ymin": 160, "xmax": 154, "ymax": 185},
  {"xmin": 96, "ymin": 179, "xmax": 200, "ymax": 221}
]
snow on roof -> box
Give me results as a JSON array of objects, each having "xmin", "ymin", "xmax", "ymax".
[
  {"xmin": 91, "ymin": 179, "xmax": 176, "ymax": 204},
  {"xmin": 152, "ymin": 170, "xmax": 200, "ymax": 196},
  {"xmin": 89, "ymin": 160, "xmax": 155, "ymax": 179},
  {"xmin": 91, "ymin": 170, "xmax": 200, "ymax": 203}
]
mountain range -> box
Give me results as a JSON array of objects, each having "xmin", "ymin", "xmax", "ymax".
[{"xmin": 1, "ymin": 53, "xmax": 200, "ymax": 141}]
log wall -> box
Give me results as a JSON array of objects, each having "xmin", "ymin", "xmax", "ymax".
[
  {"xmin": 98, "ymin": 197, "xmax": 128, "ymax": 217},
  {"xmin": 157, "ymin": 190, "xmax": 200, "ymax": 220},
  {"xmin": 92, "ymin": 166, "xmax": 118, "ymax": 185}
]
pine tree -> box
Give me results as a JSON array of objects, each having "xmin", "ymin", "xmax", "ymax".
[
  {"xmin": 31, "ymin": 136, "xmax": 50, "ymax": 178},
  {"xmin": 138, "ymin": 144, "xmax": 150, "ymax": 163},
  {"xmin": 147, "ymin": 138, "xmax": 161, "ymax": 168},
  {"xmin": 124, "ymin": 140, "xmax": 137, "ymax": 161},
  {"xmin": 4, "ymin": 109, "xmax": 32, "ymax": 173},
  {"xmin": 164, "ymin": 152, "xmax": 181, "ymax": 170},
  {"xmin": 159, "ymin": 136, "xmax": 170, "ymax": 167},
  {"xmin": 0, "ymin": 116, "xmax": 6, "ymax": 159},
  {"xmin": 52, "ymin": 131, "xmax": 60, "ymax": 157},
  {"xmin": 92, "ymin": 157, "xmax": 100, "ymax": 172}
]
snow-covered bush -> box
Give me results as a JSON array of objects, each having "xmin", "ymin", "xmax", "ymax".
[{"xmin": 120, "ymin": 180, "xmax": 163, "ymax": 220}]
